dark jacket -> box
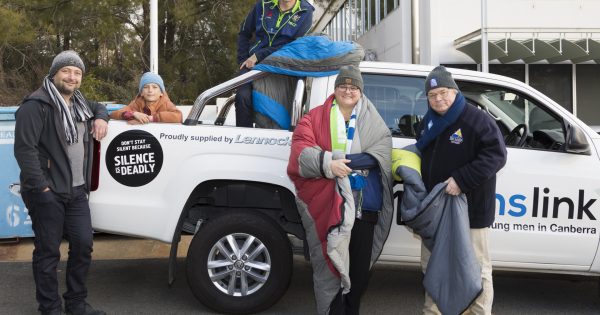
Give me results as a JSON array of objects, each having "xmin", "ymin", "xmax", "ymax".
[
  {"xmin": 14, "ymin": 87, "xmax": 109, "ymax": 196},
  {"xmin": 347, "ymin": 152, "xmax": 383, "ymax": 212},
  {"xmin": 237, "ymin": 0, "xmax": 314, "ymax": 65},
  {"xmin": 418, "ymin": 102, "xmax": 507, "ymax": 228}
]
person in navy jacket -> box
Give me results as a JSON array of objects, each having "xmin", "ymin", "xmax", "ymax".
[
  {"xmin": 416, "ymin": 66, "xmax": 507, "ymax": 315},
  {"xmin": 235, "ymin": 0, "xmax": 314, "ymax": 127}
]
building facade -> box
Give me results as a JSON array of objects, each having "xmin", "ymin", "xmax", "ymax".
[{"xmin": 322, "ymin": 0, "xmax": 600, "ymax": 129}]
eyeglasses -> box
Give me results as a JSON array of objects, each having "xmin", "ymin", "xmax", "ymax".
[
  {"xmin": 427, "ymin": 89, "xmax": 450, "ymax": 100},
  {"xmin": 337, "ymin": 85, "xmax": 360, "ymax": 92}
]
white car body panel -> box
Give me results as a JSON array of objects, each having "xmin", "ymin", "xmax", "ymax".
[{"xmin": 90, "ymin": 61, "xmax": 600, "ymax": 274}]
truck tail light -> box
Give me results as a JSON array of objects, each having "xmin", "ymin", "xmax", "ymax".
[{"xmin": 91, "ymin": 139, "xmax": 101, "ymax": 191}]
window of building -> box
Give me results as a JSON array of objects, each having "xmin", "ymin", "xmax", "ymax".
[
  {"xmin": 442, "ymin": 64, "xmax": 478, "ymax": 71},
  {"xmin": 575, "ymin": 64, "xmax": 600, "ymax": 127},
  {"xmin": 489, "ymin": 64, "xmax": 525, "ymax": 83},
  {"xmin": 326, "ymin": 0, "xmax": 401, "ymax": 41},
  {"xmin": 529, "ymin": 65, "xmax": 572, "ymax": 112}
]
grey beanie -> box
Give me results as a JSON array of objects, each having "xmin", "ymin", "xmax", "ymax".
[
  {"xmin": 335, "ymin": 65, "xmax": 364, "ymax": 91},
  {"xmin": 49, "ymin": 50, "xmax": 85, "ymax": 78},
  {"xmin": 425, "ymin": 66, "xmax": 458, "ymax": 94}
]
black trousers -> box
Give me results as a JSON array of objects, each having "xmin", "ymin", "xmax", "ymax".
[
  {"xmin": 329, "ymin": 213, "xmax": 378, "ymax": 315},
  {"xmin": 234, "ymin": 68, "xmax": 254, "ymax": 127},
  {"xmin": 22, "ymin": 185, "xmax": 93, "ymax": 313}
]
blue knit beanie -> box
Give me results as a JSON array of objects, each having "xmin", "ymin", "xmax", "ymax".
[{"xmin": 139, "ymin": 72, "xmax": 165, "ymax": 93}]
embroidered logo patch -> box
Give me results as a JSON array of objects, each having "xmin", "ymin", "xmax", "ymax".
[
  {"xmin": 430, "ymin": 78, "xmax": 438, "ymax": 88},
  {"xmin": 345, "ymin": 78, "xmax": 353, "ymax": 84},
  {"xmin": 449, "ymin": 128, "xmax": 463, "ymax": 144},
  {"xmin": 292, "ymin": 14, "xmax": 300, "ymax": 23}
]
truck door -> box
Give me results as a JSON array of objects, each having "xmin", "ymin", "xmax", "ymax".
[
  {"xmin": 457, "ymin": 80, "xmax": 600, "ymax": 269},
  {"xmin": 362, "ymin": 73, "xmax": 428, "ymax": 261}
]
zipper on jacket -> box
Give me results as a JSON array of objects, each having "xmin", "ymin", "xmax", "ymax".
[
  {"xmin": 261, "ymin": 1, "xmax": 307, "ymax": 47},
  {"xmin": 249, "ymin": 39, "xmax": 262, "ymax": 53},
  {"xmin": 427, "ymin": 137, "xmax": 439, "ymax": 189},
  {"xmin": 269, "ymin": 10, "xmax": 304, "ymax": 46},
  {"xmin": 275, "ymin": 10, "xmax": 286, "ymax": 28},
  {"xmin": 328, "ymin": 184, "xmax": 346, "ymax": 233}
]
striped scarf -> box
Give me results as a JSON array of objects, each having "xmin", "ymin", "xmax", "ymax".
[
  {"xmin": 43, "ymin": 76, "xmax": 93, "ymax": 145},
  {"xmin": 330, "ymin": 100, "xmax": 359, "ymax": 154}
]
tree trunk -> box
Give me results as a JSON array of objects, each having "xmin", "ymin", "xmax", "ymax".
[
  {"xmin": 163, "ymin": 0, "xmax": 176, "ymax": 63},
  {"xmin": 141, "ymin": 1, "xmax": 150, "ymax": 71},
  {"xmin": 0, "ymin": 48, "xmax": 5, "ymax": 90},
  {"xmin": 63, "ymin": 31, "xmax": 71, "ymax": 51}
]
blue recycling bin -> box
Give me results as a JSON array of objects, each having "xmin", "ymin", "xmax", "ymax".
[{"xmin": 0, "ymin": 104, "xmax": 123, "ymax": 238}]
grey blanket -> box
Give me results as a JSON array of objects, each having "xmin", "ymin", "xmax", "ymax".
[
  {"xmin": 291, "ymin": 96, "xmax": 393, "ymax": 314},
  {"xmin": 395, "ymin": 145, "xmax": 482, "ymax": 315}
]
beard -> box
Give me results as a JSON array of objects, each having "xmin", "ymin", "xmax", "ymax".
[{"xmin": 53, "ymin": 79, "xmax": 80, "ymax": 96}]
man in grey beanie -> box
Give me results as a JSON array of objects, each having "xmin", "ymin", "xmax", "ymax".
[
  {"xmin": 14, "ymin": 50, "xmax": 108, "ymax": 315},
  {"xmin": 416, "ymin": 65, "xmax": 507, "ymax": 315}
]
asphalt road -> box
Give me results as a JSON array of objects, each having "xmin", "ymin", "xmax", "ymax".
[{"xmin": 1, "ymin": 256, "xmax": 599, "ymax": 314}]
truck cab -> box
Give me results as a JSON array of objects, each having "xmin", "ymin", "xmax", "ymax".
[{"xmin": 89, "ymin": 62, "xmax": 600, "ymax": 314}]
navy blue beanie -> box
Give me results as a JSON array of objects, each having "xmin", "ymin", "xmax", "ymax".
[{"xmin": 139, "ymin": 72, "xmax": 165, "ymax": 93}]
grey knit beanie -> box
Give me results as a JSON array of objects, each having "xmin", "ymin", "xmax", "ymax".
[
  {"xmin": 49, "ymin": 50, "xmax": 85, "ymax": 78},
  {"xmin": 335, "ymin": 65, "xmax": 364, "ymax": 91},
  {"xmin": 425, "ymin": 66, "xmax": 458, "ymax": 94}
]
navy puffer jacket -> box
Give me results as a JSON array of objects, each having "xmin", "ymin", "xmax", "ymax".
[{"xmin": 237, "ymin": 0, "xmax": 314, "ymax": 64}]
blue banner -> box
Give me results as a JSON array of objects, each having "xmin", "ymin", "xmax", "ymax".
[
  {"xmin": 0, "ymin": 104, "xmax": 124, "ymax": 238},
  {"xmin": 0, "ymin": 117, "xmax": 33, "ymax": 238}
]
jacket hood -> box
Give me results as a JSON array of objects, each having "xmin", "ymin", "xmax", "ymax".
[
  {"xmin": 299, "ymin": 0, "xmax": 315, "ymax": 11},
  {"xmin": 22, "ymin": 86, "xmax": 55, "ymax": 109},
  {"xmin": 271, "ymin": 0, "xmax": 314, "ymax": 12}
]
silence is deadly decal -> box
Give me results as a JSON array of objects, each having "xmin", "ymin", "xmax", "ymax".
[{"xmin": 106, "ymin": 130, "xmax": 163, "ymax": 187}]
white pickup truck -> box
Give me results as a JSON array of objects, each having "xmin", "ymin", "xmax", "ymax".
[{"xmin": 89, "ymin": 62, "xmax": 600, "ymax": 314}]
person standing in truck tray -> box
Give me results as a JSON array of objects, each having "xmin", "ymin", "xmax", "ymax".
[
  {"xmin": 288, "ymin": 65, "xmax": 394, "ymax": 315},
  {"xmin": 109, "ymin": 72, "xmax": 182, "ymax": 124},
  {"xmin": 14, "ymin": 50, "xmax": 108, "ymax": 315},
  {"xmin": 235, "ymin": 0, "xmax": 314, "ymax": 127},
  {"xmin": 417, "ymin": 66, "xmax": 507, "ymax": 315}
]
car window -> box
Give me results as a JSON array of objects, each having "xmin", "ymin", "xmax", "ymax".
[
  {"xmin": 458, "ymin": 81, "xmax": 566, "ymax": 151},
  {"xmin": 362, "ymin": 74, "xmax": 427, "ymax": 138}
]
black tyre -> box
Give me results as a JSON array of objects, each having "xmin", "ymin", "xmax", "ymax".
[{"xmin": 186, "ymin": 210, "xmax": 293, "ymax": 314}]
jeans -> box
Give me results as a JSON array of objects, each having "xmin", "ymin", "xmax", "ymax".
[
  {"xmin": 22, "ymin": 185, "xmax": 93, "ymax": 313},
  {"xmin": 234, "ymin": 68, "xmax": 254, "ymax": 127},
  {"xmin": 329, "ymin": 215, "xmax": 377, "ymax": 315}
]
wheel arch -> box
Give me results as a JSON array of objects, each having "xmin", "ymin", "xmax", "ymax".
[{"xmin": 167, "ymin": 179, "xmax": 303, "ymax": 285}]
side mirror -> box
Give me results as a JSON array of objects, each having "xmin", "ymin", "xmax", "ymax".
[{"xmin": 564, "ymin": 123, "xmax": 591, "ymax": 155}]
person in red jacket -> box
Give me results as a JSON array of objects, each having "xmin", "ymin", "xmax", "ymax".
[
  {"xmin": 288, "ymin": 66, "xmax": 393, "ymax": 315},
  {"xmin": 110, "ymin": 72, "xmax": 182, "ymax": 124}
]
